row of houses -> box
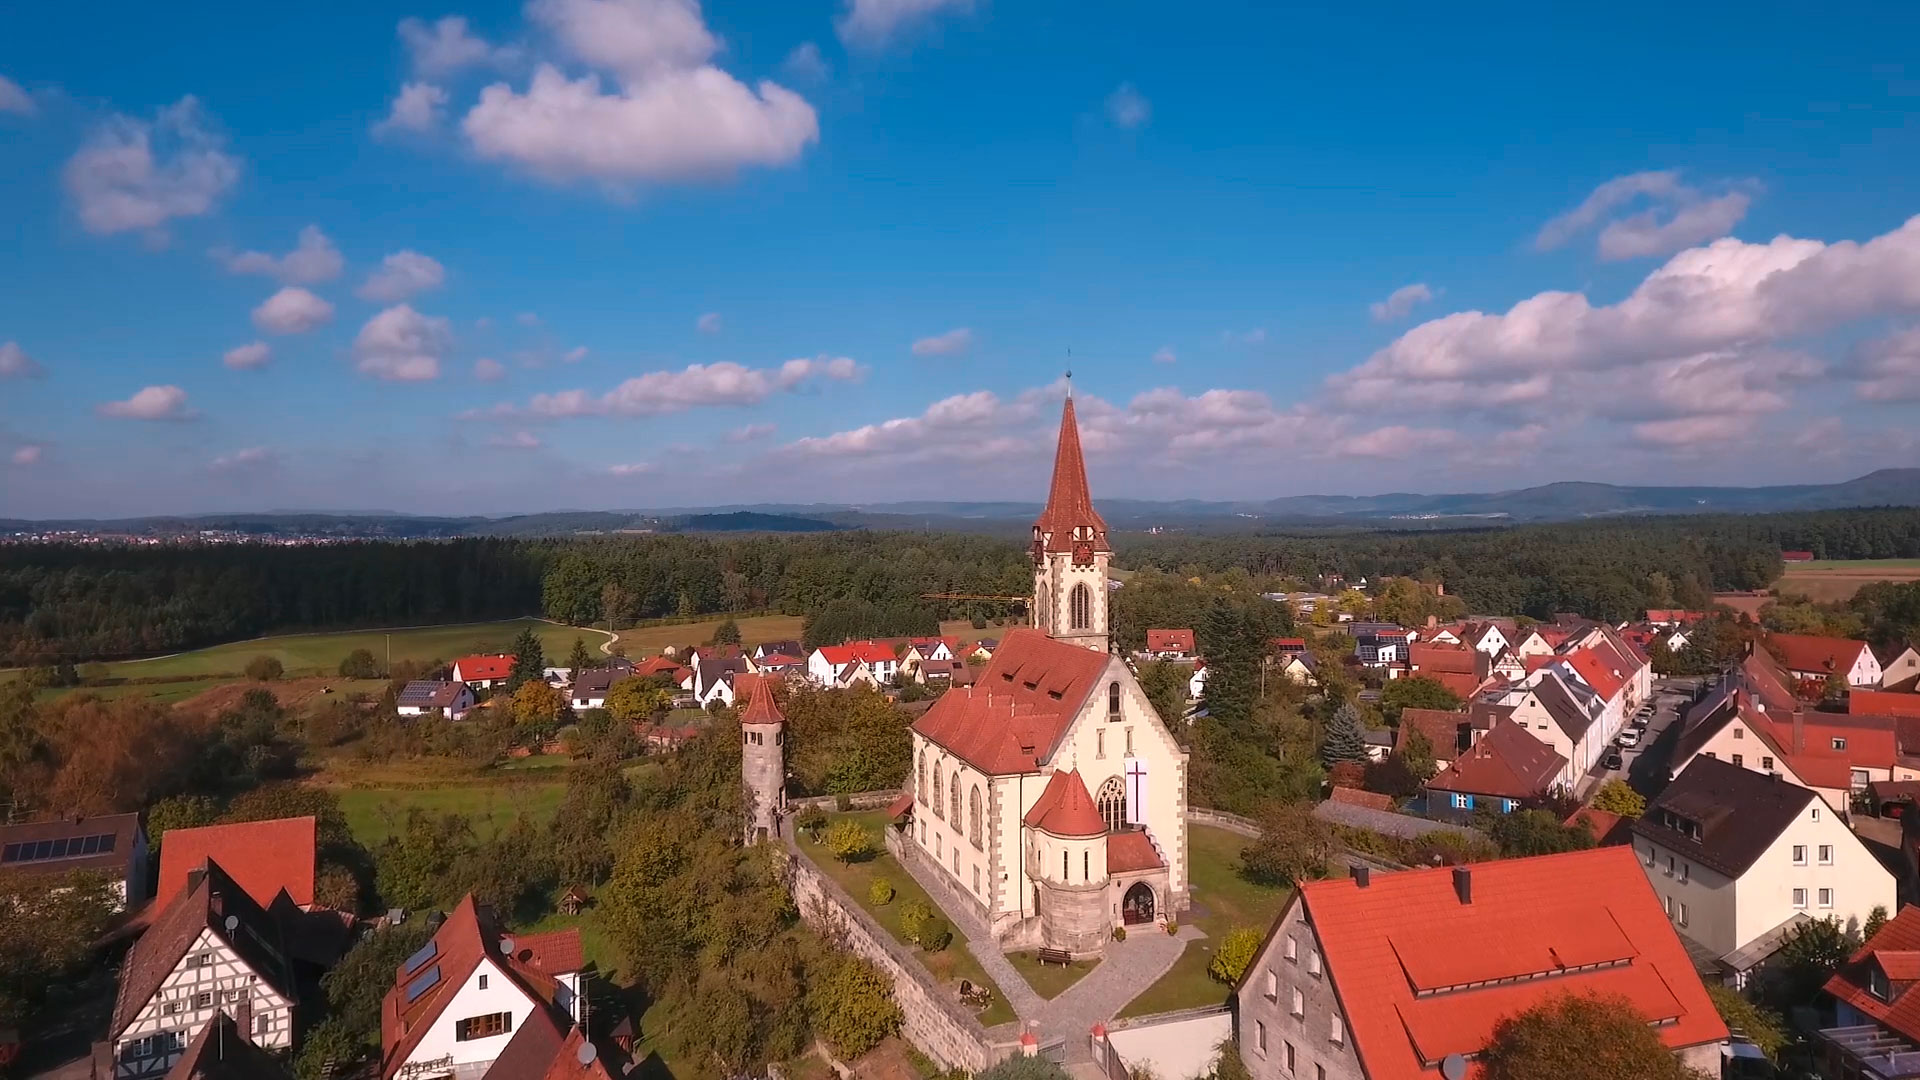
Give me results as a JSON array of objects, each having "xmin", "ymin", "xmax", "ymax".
[{"xmin": 0, "ymin": 812, "xmax": 609, "ymax": 1080}]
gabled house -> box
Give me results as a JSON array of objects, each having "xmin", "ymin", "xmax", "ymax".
[
  {"xmin": 1143, "ymin": 629, "xmax": 1196, "ymax": 661},
  {"xmin": 753, "ymin": 640, "xmax": 803, "ymax": 662},
  {"xmin": 396, "ymin": 680, "xmax": 476, "ymax": 721},
  {"xmin": 915, "ymin": 656, "xmax": 975, "ymax": 686},
  {"xmin": 1881, "ymin": 645, "xmax": 1920, "ymax": 694},
  {"xmin": 160, "ymin": 1009, "xmax": 293, "ymax": 1080},
  {"xmin": 1507, "ymin": 628, "xmax": 1555, "ymax": 659},
  {"xmin": 752, "ymin": 653, "xmax": 806, "ymax": 679},
  {"xmin": 1451, "ymin": 620, "xmax": 1512, "ymax": 656},
  {"xmin": 1404, "ymin": 642, "xmax": 1484, "ymax": 699},
  {"xmin": 1855, "ymin": 690, "xmax": 1920, "ymax": 719},
  {"xmin": 1632, "ymin": 757, "xmax": 1894, "ymax": 986},
  {"xmin": 807, "ymin": 641, "xmax": 898, "ymax": 686},
  {"xmin": 1646, "ymin": 609, "xmax": 1708, "ymax": 627},
  {"xmin": 1820, "ymin": 904, "xmax": 1920, "ymax": 1076},
  {"xmin": 158, "ymin": 817, "xmax": 316, "ymax": 913},
  {"xmin": 481, "ymin": 1008, "xmax": 615, "ymax": 1080},
  {"xmin": 569, "ymin": 668, "xmax": 627, "ymax": 711},
  {"xmin": 0, "ymin": 812, "xmax": 148, "ymax": 909},
  {"xmin": 1352, "ymin": 634, "xmax": 1402, "ymax": 668},
  {"xmin": 1767, "ymin": 633, "xmax": 1884, "ymax": 690},
  {"xmin": 379, "ymin": 895, "xmax": 585, "ymax": 1080},
  {"xmin": 109, "ymin": 860, "xmax": 298, "ymax": 1077},
  {"xmin": 1500, "ymin": 673, "xmax": 1606, "ymax": 787},
  {"xmin": 1392, "ymin": 708, "xmax": 1483, "ymax": 768},
  {"xmin": 449, "ymin": 655, "xmax": 514, "ymax": 691},
  {"xmin": 692, "ymin": 654, "xmax": 751, "ymax": 708},
  {"xmin": 1232, "ymin": 847, "xmax": 1728, "ymax": 1080},
  {"xmin": 1275, "ymin": 652, "xmax": 1318, "ymax": 687},
  {"xmin": 1424, "ymin": 720, "xmax": 1566, "ymax": 817}
]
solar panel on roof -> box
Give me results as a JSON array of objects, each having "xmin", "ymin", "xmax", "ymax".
[
  {"xmin": 402, "ymin": 939, "xmax": 438, "ymax": 975},
  {"xmin": 0, "ymin": 833, "xmax": 118, "ymax": 864},
  {"xmin": 404, "ymin": 965, "xmax": 442, "ymax": 1003}
]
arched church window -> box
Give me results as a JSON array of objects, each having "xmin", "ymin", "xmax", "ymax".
[
  {"xmin": 917, "ymin": 751, "xmax": 927, "ymax": 804},
  {"xmin": 1096, "ymin": 775, "xmax": 1127, "ymax": 833},
  {"xmin": 933, "ymin": 767, "xmax": 944, "ymax": 818},
  {"xmin": 950, "ymin": 773, "xmax": 962, "ymax": 826},
  {"xmin": 1108, "ymin": 681, "xmax": 1121, "ymax": 720},
  {"xmin": 1070, "ymin": 583, "xmax": 1092, "ymax": 630},
  {"xmin": 969, "ymin": 786, "xmax": 984, "ymax": 850}
]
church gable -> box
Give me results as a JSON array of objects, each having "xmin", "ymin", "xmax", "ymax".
[{"xmin": 1046, "ymin": 660, "xmax": 1183, "ymax": 807}]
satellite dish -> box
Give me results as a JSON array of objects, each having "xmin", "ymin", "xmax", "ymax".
[
  {"xmin": 499, "ymin": 937, "xmax": 515, "ymax": 955},
  {"xmin": 1440, "ymin": 1054, "xmax": 1468, "ymax": 1080},
  {"xmin": 577, "ymin": 1042, "xmax": 599, "ymax": 1066},
  {"xmin": 224, "ymin": 915, "xmax": 240, "ymax": 932}
]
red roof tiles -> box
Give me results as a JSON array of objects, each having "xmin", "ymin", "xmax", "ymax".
[
  {"xmin": 736, "ymin": 672, "xmax": 786, "ymax": 726},
  {"xmin": 1146, "ymin": 629, "xmax": 1196, "ymax": 654},
  {"xmin": 157, "ymin": 816, "xmax": 316, "ymax": 911},
  {"xmin": 1106, "ymin": 831, "xmax": 1163, "ymax": 874},
  {"xmin": 1855, "ymin": 690, "xmax": 1920, "ymax": 718},
  {"xmin": 1033, "ymin": 396, "xmax": 1109, "ymax": 554},
  {"xmin": 1023, "ymin": 768, "xmax": 1106, "ymax": 838},
  {"xmin": 452, "ymin": 654, "xmax": 513, "ymax": 681},
  {"xmin": 1408, "ymin": 642, "xmax": 1476, "ymax": 675},
  {"xmin": 912, "ymin": 628, "xmax": 1110, "ymax": 774},
  {"xmin": 1826, "ymin": 904, "xmax": 1920, "ymax": 1043},
  {"xmin": 1563, "ymin": 646, "xmax": 1627, "ymax": 703},
  {"xmin": 1426, "ymin": 721, "xmax": 1566, "ymax": 801},
  {"xmin": 1767, "ymin": 632, "xmax": 1871, "ymax": 675}
]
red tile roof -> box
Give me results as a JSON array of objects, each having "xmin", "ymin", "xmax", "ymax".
[
  {"xmin": 1396, "ymin": 708, "xmax": 1475, "ymax": 761},
  {"xmin": 1293, "ymin": 846, "xmax": 1727, "ymax": 1079},
  {"xmin": 1767, "ymin": 632, "xmax": 1871, "ymax": 675},
  {"xmin": 816, "ymin": 640, "xmax": 897, "ymax": 666},
  {"xmin": 1146, "ymin": 629, "xmax": 1195, "ymax": 654},
  {"xmin": 1023, "ymin": 768, "xmax": 1106, "ymax": 838},
  {"xmin": 912, "ymin": 628, "xmax": 1110, "ymax": 774},
  {"xmin": 164, "ymin": 1009, "xmax": 291, "ymax": 1080},
  {"xmin": 1562, "ymin": 647, "xmax": 1627, "ymax": 703},
  {"xmin": 631, "ymin": 656, "xmax": 682, "ymax": 678},
  {"xmin": 736, "ymin": 672, "xmax": 786, "ymax": 726},
  {"xmin": 1328, "ymin": 786, "xmax": 1393, "ymax": 812},
  {"xmin": 1106, "ymin": 831, "xmax": 1163, "ymax": 874},
  {"xmin": 1646, "ymin": 610, "xmax": 1707, "ymax": 624},
  {"xmin": 1426, "ymin": 721, "xmax": 1566, "ymax": 801},
  {"xmin": 1826, "ymin": 904, "xmax": 1920, "ymax": 1043},
  {"xmin": 452, "ymin": 654, "xmax": 513, "ymax": 681},
  {"xmin": 1567, "ymin": 807, "xmax": 1630, "ymax": 846},
  {"xmin": 1409, "ymin": 642, "xmax": 1476, "ymax": 675},
  {"xmin": 1426, "ymin": 670, "xmax": 1482, "ymax": 699},
  {"xmin": 1855, "ymin": 690, "xmax": 1920, "ymax": 718},
  {"xmin": 887, "ymin": 792, "xmax": 915, "ymax": 820},
  {"xmin": 158, "ymin": 816, "xmax": 316, "ymax": 910},
  {"xmin": 1033, "ymin": 396, "xmax": 1110, "ymax": 554}
]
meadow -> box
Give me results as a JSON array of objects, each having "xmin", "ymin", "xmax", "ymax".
[
  {"xmin": 1778, "ymin": 559, "xmax": 1920, "ymax": 603},
  {"xmin": 89, "ymin": 617, "xmax": 608, "ymax": 680}
]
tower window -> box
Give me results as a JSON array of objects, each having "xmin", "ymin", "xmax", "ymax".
[
  {"xmin": 1070, "ymin": 583, "xmax": 1092, "ymax": 630},
  {"xmin": 1108, "ymin": 681, "xmax": 1121, "ymax": 720}
]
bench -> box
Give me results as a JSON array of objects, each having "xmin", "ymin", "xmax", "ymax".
[{"xmin": 1036, "ymin": 947, "xmax": 1072, "ymax": 968}]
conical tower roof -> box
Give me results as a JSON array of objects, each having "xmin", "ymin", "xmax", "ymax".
[
  {"xmin": 1032, "ymin": 395, "xmax": 1109, "ymax": 554},
  {"xmin": 738, "ymin": 673, "xmax": 786, "ymax": 727}
]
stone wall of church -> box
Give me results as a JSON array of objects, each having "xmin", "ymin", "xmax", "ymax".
[{"xmin": 1037, "ymin": 877, "xmax": 1111, "ymax": 955}]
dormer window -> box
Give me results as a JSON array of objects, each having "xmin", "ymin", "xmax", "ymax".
[
  {"xmin": 1073, "ymin": 525, "xmax": 1093, "ymax": 541},
  {"xmin": 1872, "ymin": 965, "xmax": 1892, "ymax": 1001},
  {"xmin": 1833, "ymin": 737, "xmax": 1848, "ymax": 751}
]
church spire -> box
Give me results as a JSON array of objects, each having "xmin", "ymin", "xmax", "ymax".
[{"xmin": 1033, "ymin": 395, "xmax": 1109, "ymax": 551}]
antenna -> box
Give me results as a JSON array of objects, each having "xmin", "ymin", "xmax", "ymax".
[
  {"xmin": 1440, "ymin": 1055, "xmax": 1468, "ymax": 1080},
  {"xmin": 577, "ymin": 1042, "xmax": 599, "ymax": 1066}
]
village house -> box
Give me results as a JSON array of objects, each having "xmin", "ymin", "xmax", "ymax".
[
  {"xmin": 396, "ymin": 680, "xmax": 476, "ymax": 721},
  {"xmin": 1646, "ymin": 609, "xmax": 1709, "ymax": 627},
  {"xmin": 1274, "ymin": 651, "xmax": 1318, "ymax": 687},
  {"xmin": 449, "ymin": 655, "xmax": 513, "ymax": 691},
  {"xmin": 1392, "ymin": 707, "xmax": 1489, "ymax": 769},
  {"xmin": 751, "ymin": 652, "xmax": 807, "ymax": 680},
  {"xmin": 1232, "ymin": 847, "xmax": 1728, "ymax": 1080},
  {"xmin": 378, "ymin": 895, "xmax": 585, "ymax": 1080},
  {"xmin": 157, "ymin": 817, "xmax": 317, "ymax": 913},
  {"xmin": 1143, "ymin": 629, "xmax": 1196, "ymax": 661},
  {"xmin": 1819, "ymin": 904, "xmax": 1920, "ymax": 1076},
  {"xmin": 1498, "ymin": 672, "xmax": 1611, "ymax": 787},
  {"xmin": 1424, "ymin": 720, "xmax": 1567, "ymax": 816},
  {"xmin": 569, "ymin": 668, "xmax": 627, "ymax": 711},
  {"xmin": 914, "ymin": 656, "xmax": 976, "ymax": 687},
  {"xmin": 1403, "ymin": 641, "xmax": 1484, "ymax": 699},
  {"xmin": 752, "ymin": 640, "xmax": 803, "ymax": 661},
  {"xmin": 1633, "ymin": 757, "xmax": 1895, "ymax": 987},
  {"xmin": 1352, "ymin": 633, "xmax": 1403, "ymax": 668},
  {"xmin": 0, "ymin": 812, "xmax": 148, "ymax": 909},
  {"xmin": 808, "ymin": 641, "xmax": 899, "ymax": 686},
  {"xmin": 691, "ymin": 652, "xmax": 752, "ymax": 708},
  {"xmin": 1881, "ymin": 645, "xmax": 1920, "ymax": 693},
  {"xmin": 1767, "ymin": 632, "xmax": 1885, "ymax": 690},
  {"xmin": 1506, "ymin": 627, "xmax": 1556, "ymax": 659},
  {"xmin": 1853, "ymin": 690, "xmax": 1920, "ymax": 719},
  {"xmin": 160, "ymin": 1010, "xmax": 292, "ymax": 1079},
  {"xmin": 108, "ymin": 860, "xmax": 299, "ymax": 1077},
  {"xmin": 900, "ymin": 637, "xmax": 959, "ymax": 680}
]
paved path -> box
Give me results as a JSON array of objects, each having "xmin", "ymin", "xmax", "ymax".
[{"xmin": 891, "ymin": 843, "xmax": 1049, "ymax": 1019}]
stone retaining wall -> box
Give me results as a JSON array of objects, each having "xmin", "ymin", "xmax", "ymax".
[
  {"xmin": 1185, "ymin": 806, "xmax": 1407, "ymax": 873},
  {"xmin": 788, "ymin": 789, "xmax": 903, "ymax": 812},
  {"xmin": 785, "ymin": 833, "xmax": 1018, "ymax": 1073}
]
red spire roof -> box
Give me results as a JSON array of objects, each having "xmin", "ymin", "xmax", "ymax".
[
  {"xmin": 738, "ymin": 673, "xmax": 785, "ymax": 726},
  {"xmin": 1033, "ymin": 396, "xmax": 1109, "ymax": 555},
  {"xmin": 1023, "ymin": 767, "xmax": 1106, "ymax": 838}
]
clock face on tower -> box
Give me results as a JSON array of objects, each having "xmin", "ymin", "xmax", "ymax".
[{"xmin": 1072, "ymin": 541, "xmax": 1094, "ymax": 565}]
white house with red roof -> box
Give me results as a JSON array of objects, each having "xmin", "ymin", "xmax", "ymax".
[
  {"xmin": 1143, "ymin": 629, "xmax": 1196, "ymax": 660},
  {"xmin": 901, "ymin": 391, "xmax": 1188, "ymax": 955},
  {"xmin": 1766, "ymin": 632, "xmax": 1884, "ymax": 689},
  {"xmin": 1820, "ymin": 904, "xmax": 1920, "ymax": 1074},
  {"xmin": 808, "ymin": 640, "xmax": 899, "ymax": 687},
  {"xmin": 450, "ymin": 654, "xmax": 514, "ymax": 690}
]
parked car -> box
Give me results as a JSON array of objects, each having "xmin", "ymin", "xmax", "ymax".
[
  {"xmin": 1617, "ymin": 729, "xmax": 1642, "ymax": 748},
  {"xmin": 1603, "ymin": 750, "xmax": 1624, "ymax": 771},
  {"xmin": 1630, "ymin": 714, "xmax": 1651, "ymax": 730}
]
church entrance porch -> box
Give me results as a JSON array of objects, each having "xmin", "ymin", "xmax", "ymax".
[{"xmin": 1121, "ymin": 882, "xmax": 1156, "ymax": 926}]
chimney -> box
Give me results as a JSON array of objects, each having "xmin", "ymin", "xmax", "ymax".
[
  {"xmin": 1426, "ymin": 615, "xmax": 1437, "ymax": 629},
  {"xmin": 186, "ymin": 866, "xmax": 208, "ymax": 895},
  {"xmin": 1350, "ymin": 865, "xmax": 1371, "ymax": 888},
  {"xmin": 1452, "ymin": 865, "xmax": 1472, "ymax": 905}
]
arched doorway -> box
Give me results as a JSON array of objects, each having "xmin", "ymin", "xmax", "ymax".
[{"xmin": 1122, "ymin": 881, "xmax": 1156, "ymax": 925}]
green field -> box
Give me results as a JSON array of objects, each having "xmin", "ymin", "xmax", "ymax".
[
  {"xmin": 336, "ymin": 779, "xmax": 568, "ymax": 848},
  {"xmin": 1795, "ymin": 558, "xmax": 1920, "ymax": 570},
  {"xmin": 1118, "ymin": 824, "xmax": 1290, "ymax": 1018},
  {"xmin": 89, "ymin": 618, "xmax": 610, "ymax": 680}
]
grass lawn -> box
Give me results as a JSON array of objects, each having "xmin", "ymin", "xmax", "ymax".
[
  {"xmin": 85, "ymin": 617, "xmax": 608, "ymax": 680},
  {"xmin": 336, "ymin": 779, "xmax": 567, "ymax": 848},
  {"xmin": 1795, "ymin": 558, "xmax": 1920, "ymax": 570},
  {"xmin": 1008, "ymin": 950, "xmax": 1100, "ymax": 999},
  {"xmin": 33, "ymin": 676, "xmax": 231, "ymax": 705},
  {"xmin": 1118, "ymin": 824, "xmax": 1290, "ymax": 1019},
  {"xmin": 802, "ymin": 813, "xmax": 1018, "ymax": 1027}
]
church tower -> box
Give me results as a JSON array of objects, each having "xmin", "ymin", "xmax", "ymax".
[
  {"xmin": 1031, "ymin": 388, "xmax": 1112, "ymax": 653},
  {"xmin": 739, "ymin": 673, "xmax": 787, "ymax": 843}
]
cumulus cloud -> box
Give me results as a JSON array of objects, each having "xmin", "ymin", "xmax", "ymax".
[
  {"xmin": 1369, "ymin": 282, "xmax": 1435, "ymax": 323},
  {"xmin": 1338, "ymin": 425, "xmax": 1463, "ymax": 460},
  {"xmin": 218, "ymin": 225, "xmax": 343, "ymax": 284},
  {"xmin": 373, "ymin": 82, "xmax": 451, "ymax": 136},
  {"xmin": 1631, "ymin": 414, "xmax": 1751, "ymax": 450},
  {"xmin": 0, "ymin": 341, "xmax": 45, "ymax": 378},
  {"xmin": 474, "ymin": 357, "xmax": 507, "ymax": 381},
  {"xmin": 608, "ymin": 462, "xmax": 654, "ymax": 475},
  {"xmin": 1847, "ymin": 327, "xmax": 1920, "ymax": 402},
  {"xmin": 223, "ymin": 342, "xmax": 272, "ymax": 371},
  {"xmin": 781, "ymin": 43, "xmax": 830, "ymax": 83},
  {"xmin": 0, "ymin": 75, "xmax": 35, "ymax": 115},
  {"xmin": 1535, "ymin": 170, "xmax": 1752, "ymax": 260},
  {"xmin": 489, "ymin": 430, "xmax": 542, "ymax": 449},
  {"xmin": 697, "ymin": 311, "xmax": 723, "ymax": 334},
  {"xmin": 911, "ymin": 327, "xmax": 973, "ymax": 356},
  {"xmin": 398, "ymin": 15, "xmax": 513, "ymax": 75},
  {"xmin": 459, "ymin": 0, "xmax": 818, "ymax": 186},
  {"xmin": 728, "ymin": 422, "xmax": 776, "ymax": 442},
  {"xmin": 479, "ymin": 354, "xmax": 862, "ymax": 419},
  {"xmin": 209, "ymin": 446, "xmax": 277, "ymax": 473},
  {"xmin": 98, "ymin": 385, "xmax": 194, "ymax": 421},
  {"xmin": 1106, "ymin": 84, "xmax": 1150, "ymax": 129},
  {"xmin": 1152, "ymin": 347, "xmax": 1176, "ymax": 364},
  {"xmin": 358, "ymin": 250, "xmax": 447, "ymax": 303},
  {"xmin": 252, "ymin": 287, "xmax": 335, "ymax": 334},
  {"xmin": 836, "ymin": 0, "xmax": 972, "ymax": 49},
  {"xmin": 62, "ymin": 97, "xmax": 240, "ymax": 238},
  {"xmin": 11, "ymin": 445, "xmax": 43, "ymax": 466},
  {"xmin": 354, "ymin": 304, "xmax": 452, "ymax": 381}
]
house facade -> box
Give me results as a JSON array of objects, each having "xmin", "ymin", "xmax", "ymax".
[
  {"xmin": 449, "ymin": 655, "xmax": 513, "ymax": 691},
  {"xmin": 0, "ymin": 812, "xmax": 148, "ymax": 908},
  {"xmin": 1768, "ymin": 633, "xmax": 1884, "ymax": 689},
  {"xmin": 397, "ymin": 681, "xmax": 476, "ymax": 721}
]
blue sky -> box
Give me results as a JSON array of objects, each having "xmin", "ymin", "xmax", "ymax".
[{"xmin": 4, "ymin": 0, "xmax": 1920, "ymax": 517}]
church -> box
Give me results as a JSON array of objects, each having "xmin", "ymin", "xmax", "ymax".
[{"xmin": 902, "ymin": 391, "xmax": 1190, "ymax": 955}]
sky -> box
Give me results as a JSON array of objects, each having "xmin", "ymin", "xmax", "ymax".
[{"xmin": 4, "ymin": 0, "xmax": 1920, "ymax": 518}]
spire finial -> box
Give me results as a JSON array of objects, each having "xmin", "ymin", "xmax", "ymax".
[{"xmin": 1064, "ymin": 366, "xmax": 1072, "ymax": 398}]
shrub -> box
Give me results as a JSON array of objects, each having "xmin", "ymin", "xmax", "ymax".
[
  {"xmin": 797, "ymin": 807, "xmax": 828, "ymax": 836},
  {"xmin": 917, "ymin": 915, "xmax": 952, "ymax": 952},
  {"xmin": 834, "ymin": 792, "xmax": 852, "ymax": 812},
  {"xmin": 1164, "ymin": 919, "xmax": 1179, "ymax": 935},
  {"xmin": 338, "ymin": 648, "xmax": 381, "ymax": 679},
  {"xmin": 825, "ymin": 820, "xmax": 875, "ymax": 864},
  {"xmin": 868, "ymin": 877, "xmax": 896, "ymax": 906},
  {"xmin": 245, "ymin": 655, "xmax": 285, "ymax": 681},
  {"xmin": 1112, "ymin": 926, "xmax": 1127, "ymax": 942},
  {"xmin": 1209, "ymin": 926, "xmax": 1263, "ymax": 984},
  {"xmin": 899, "ymin": 899, "xmax": 934, "ymax": 942}
]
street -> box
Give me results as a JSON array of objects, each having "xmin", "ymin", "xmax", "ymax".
[{"xmin": 1572, "ymin": 677, "xmax": 1697, "ymax": 801}]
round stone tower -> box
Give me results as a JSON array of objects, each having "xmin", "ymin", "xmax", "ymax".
[
  {"xmin": 739, "ymin": 673, "xmax": 787, "ymax": 844},
  {"xmin": 1024, "ymin": 768, "xmax": 1112, "ymax": 955}
]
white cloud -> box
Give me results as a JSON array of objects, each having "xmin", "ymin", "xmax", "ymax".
[
  {"xmin": 373, "ymin": 82, "xmax": 450, "ymax": 137},
  {"xmin": 1535, "ymin": 170, "xmax": 1753, "ymax": 260},
  {"xmin": 1106, "ymin": 84, "xmax": 1150, "ymax": 129},
  {"xmin": 474, "ymin": 357, "xmax": 507, "ymax": 381},
  {"xmin": 223, "ymin": 342, "xmax": 272, "ymax": 371},
  {"xmin": 563, "ymin": 345, "xmax": 588, "ymax": 363},
  {"xmin": 357, "ymin": 250, "xmax": 447, "ymax": 303},
  {"xmin": 489, "ymin": 430, "xmax": 542, "ymax": 449},
  {"xmin": 98, "ymin": 385, "xmax": 193, "ymax": 421},
  {"xmin": 1338, "ymin": 425, "xmax": 1464, "ymax": 460},
  {"xmin": 398, "ymin": 15, "xmax": 513, "ymax": 76},
  {"xmin": 219, "ymin": 225, "xmax": 343, "ymax": 284},
  {"xmin": 1369, "ymin": 282, "xmax": 1435, "ymax": 323},
  {"xmin": 1151, "ymin": 347, "xmax": 1176, "ymax": 365},
  {"xmin": 0, "ymin": 341, "xmax": 45, "ymax": 378},
  {"xmin": 912, "ymin": 327, "xmax": 973, "ymax": 357},
  {"xmin": 518, "ymin": 312, "xmax": 542, "ymax": 327},
  {"xmin": 781, "ymin": 43, "xmax": 831, "ymax": 83},
  {"xmin": 0, "ymin": 75, "xmax": 35, "ymax": 116},
  {"xmin": 608, "ymin": 462, "xmax": 654, "ymax": 475},
  {"xmin": 1848, "ymin": 326, "xmax": 1920, "ymax": 402},
  {"xmin": 530, "ymin": 0, "xmax": 717, "ymax": 80},
  {"xmin": 252, "ymin": 287, "xmax": 335, "ymax": 334},
  {"xmin": 11, "ymin": 445, "xmax": 43, "ymax": 466},
  {"xmin": 209, "ymin": 446, "xmax": 277, "ymax": 473},
  {"xmin": 836, "ymin": 0, "xmax": 972, "ymax": 49},
  {"xmin": 354, "ymin": 304, "xmax": 453, "ymax": 381},
  {"xmin": 483, "ymin": 354, "xmax": 861, "ymax": 419},
  {"xmin": 1631, "ymin": 414, "xmax": 1751, "ymax": 450},
  {"xmin": 728, "ymin": 422, "xmax": 776, "ymax": 442},
  {"xmin": 697, "ymin": 311, "xmax": 723, "ymax": 334},
  {"xmin": 62, "ymin": 97, "xmax": 240, "ymax": 238}
]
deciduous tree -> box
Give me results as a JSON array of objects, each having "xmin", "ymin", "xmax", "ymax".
[
  {"xmin": 808, "ymin": 953, "xmax": 902, "ymax": 1058},
  {"xmin": 338, "ymin": 648, "xmax": 380, "ymax": 679},
  {"xmin": 1241, "ymin": 801, "xmax": 1335, "ymax": 886},
  {"xmin": 1378, "ymin": 676, "xmax": 1463, "ymax": 724},
  {"xmin": 825, "ymin": 819, "xmax": 874, "ymax": 864},
  {"xmin": 245, "ymin": 654, "xmax": 284, "ymax": 681},
  {"xmin": 605, "ymin": 678, "xmax": 671, "ymax": 722},
  {"xmin": 1482, "ymin": 992, "xmax": 1706, "ymax": 1080},
  {"xmin": 1591, "ymin": 779, "xmax": 1647, "ymax": 818}
]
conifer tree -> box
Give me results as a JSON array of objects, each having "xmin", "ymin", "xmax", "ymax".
[
  {"xmin": 1320, "ymin": 701, "xmax": 1369, "ymax": 767},
  {"xmin": 507, "ymin": 625, "xmax": 546, "ymax": 691},
  {"xmin": 566, "ymin": 637, "xmax": 595, "ymax": 678}
]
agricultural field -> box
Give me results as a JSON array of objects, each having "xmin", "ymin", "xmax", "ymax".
[
  {"xmin": 84, "ymin": 617, "xmax": 609, "ymax": 681},
  {"xmin": 1778, "ymin": 559, "xmax": 1920, "ymax": 603}
]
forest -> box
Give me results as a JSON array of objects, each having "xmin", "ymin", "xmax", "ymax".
[{"xmin": 4, "ymin": 506, "xmax": 1918, "ymax": 665}]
